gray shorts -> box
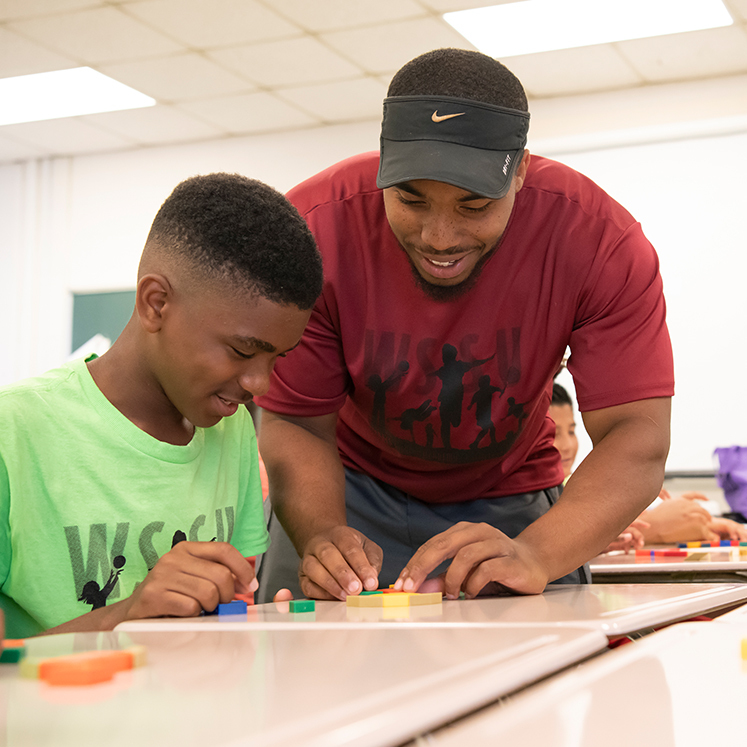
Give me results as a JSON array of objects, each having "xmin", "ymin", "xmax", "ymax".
[{"xmin": 256, "ymin": 468, "xmax": 590, "ymax": 603}]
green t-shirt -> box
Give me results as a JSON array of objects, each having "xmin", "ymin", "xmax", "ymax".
[{"xmin": 0, "ymin": 357, "xmax": 269, "ymax": 638}]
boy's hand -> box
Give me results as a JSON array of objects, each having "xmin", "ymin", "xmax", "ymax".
[{"xmin": 123, "ymin": 542, "xmax": 257, "ymax": 621}]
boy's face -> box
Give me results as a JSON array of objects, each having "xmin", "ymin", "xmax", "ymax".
[{"xmin": 155, "ymin": 284, "xmax": 311, "ymax": 428}]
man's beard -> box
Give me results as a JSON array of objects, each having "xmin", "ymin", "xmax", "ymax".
[{"xmin": 405, "ymin": 241, "xmax": 500, "ymax": 303}]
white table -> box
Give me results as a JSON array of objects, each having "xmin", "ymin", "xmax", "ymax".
[
  {"xmin": 591, "ymin": 547, "xmax": 747, "ymax": 583},
  {"xmin": 0, "ymin": 624, "xmax": 605, "ymax": 747},
  {"xmin": 412, "ymin": 620, "xmax": 747, "ymax": 747},
  {"xmin": 117, "ymin": 583, "xmax": 747, "ymax": 638}
]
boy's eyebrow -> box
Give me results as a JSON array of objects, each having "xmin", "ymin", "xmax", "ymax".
[
  {"xmin": 231, "ymin": 337, "xmax": 303, "ymax": 354},
  {"xmin": 232, "ymin": 336, "xmax": 276, "ymax": 353},
  {"xmin": 396, "ymin": 181, "xmax": 490, "ymax": 202}
]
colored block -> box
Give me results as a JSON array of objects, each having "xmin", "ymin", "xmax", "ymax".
[
  {"xmin": 381, "ymin": 593, "xmax": 412, "ymax": 607},
  {"xmin": 21, "ymin": 646, "xmax": 146, "ymax": 684},
  {"xmin": 359, "ymin": 590, "xmax": 383, "ymax": 596},
  {"xmin": 346, "ymin": 594, "xmax": 388, "ymax": 607},
  {"xmin": 407, "ymin": 592, "xmax": 442, "ymax": 606},
  {"xmin": 40, "ymin": 650, "xmax": 134, "ymax": 686},
  {"xmin": 289, "ymin": 599, "xmax": 315, "ymax": 613},
  {"xmin": 685, "ymin": 552, "xmax": 708, "ymax": 562},
  {"xmin": 218, "ymin": 600, "xmax": 248, "ymax": 616},
  {"xmin": 742, "ymin": 638, "xmax": 747, "ymax": 661},
  {"xmin": 0, "ymin": 645, "xmax": 25, "ymax": 663},
  {"xmin": 346, "ymin": 591, "xmax": 442, "ymax": 608}
]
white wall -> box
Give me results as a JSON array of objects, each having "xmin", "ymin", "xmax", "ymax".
[{"xmin": 1, "ymin": 114, "xmax": 745, "ymax": 473}]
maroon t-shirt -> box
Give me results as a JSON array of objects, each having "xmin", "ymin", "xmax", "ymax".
[{"xmin": 257, "ymin": 152, "xmax": 674, "ymax": 503}]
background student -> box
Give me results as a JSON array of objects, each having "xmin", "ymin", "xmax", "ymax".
[
  {"xmin": 550, "ymin": 383, "xmax": 747, "ymax": 549},
  {"xmin": 0, "ymin": 173, "xmax": 322, "ymax": 638}
]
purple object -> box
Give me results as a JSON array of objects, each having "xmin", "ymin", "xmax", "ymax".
[{"xmin": 714, "ymin": 446, "xmax": 747, "ymax": 517}]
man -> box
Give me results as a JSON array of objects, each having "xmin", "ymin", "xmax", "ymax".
[{"xmin": 255, "ymin": 48, "xmax": 673, "ymax": 603}]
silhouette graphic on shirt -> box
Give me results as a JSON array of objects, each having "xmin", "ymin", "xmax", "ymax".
[
  {"xmin": 390, "ymin": 399, "xmax": 437, "ymax": 441},
  {"xmin": 468, "ymin": 374, "xmax": 506, "ymax": 449},
  {"xmin": 367, "ymin": 360, "xmax": 409, "ymax": 431},
  {"xmin": 503, "ymin": 397, "xmax": 528, "ymax": 429},
  {"xmin": 171, "ymin": 530, "xmax": 187, "ymax": 547},
  {"xmin": 429, "ymin": 344, "xmax": 493, "ymax": 449},
  {"xmin": 78, "ymin": 554, "xmax": 126, "ymax": 610},
  {"xmin": 364, "ymin": 334, "xmax": 528, "ymax": 464}
]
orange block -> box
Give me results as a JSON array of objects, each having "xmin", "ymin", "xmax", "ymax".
[{"xmin": 39, "ymin": 650, "xmax": 135, "ymax": 687}]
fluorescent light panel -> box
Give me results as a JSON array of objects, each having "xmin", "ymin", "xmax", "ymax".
[
  {"xmin": 444, "ymin": 0, "xmax": 734, "ymax": 58},
  {"xmin": 0, "ymin": 67, "xmax": 156, "ymax": 127}
]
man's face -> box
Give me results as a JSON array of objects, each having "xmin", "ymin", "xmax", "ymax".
[
  {"xmin": 382, "ymin": 155, "xmax": 528, "ymax": 297},
  {"xmin": 154, "ymin": 283, "xmax": 311, "ymax": 428}
]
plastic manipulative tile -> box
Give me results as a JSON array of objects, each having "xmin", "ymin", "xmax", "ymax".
[
  {"xmin": 288, "ymin": 599, "xmax": 315, "ymax": 613},
  {"xmin": 217, "ymin": 600, "xmax": 248, "ymax": 616},
  {"xmin": 346, "ymin": 591, "xmax": 442, "ymax": 607},
  {"xmin": 21, "ymin": 646, "xmax": 147, "ymax": 686}
]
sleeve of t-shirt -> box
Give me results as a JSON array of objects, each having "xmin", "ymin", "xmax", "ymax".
[{"xmin": 568, "ymin": 222, "xmax": 674, "ymax": 412}]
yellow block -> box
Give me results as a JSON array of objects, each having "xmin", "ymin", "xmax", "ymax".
[{"xmin": 408, "ymin": 592, "xmax": 443, "ymax": 606}]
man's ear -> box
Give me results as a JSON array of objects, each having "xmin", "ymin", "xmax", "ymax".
[
  {"xmin": 513, "ymin": 149, "xmax": 531, "ymax": 192},
  {"xmin": 136, "ymin": 274, "xmax": 171, "ymax": 333}
]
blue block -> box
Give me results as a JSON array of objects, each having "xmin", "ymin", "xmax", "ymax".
[{"xmin": 218, "ymin": 600, "xmax": 248, "ymax": 616}]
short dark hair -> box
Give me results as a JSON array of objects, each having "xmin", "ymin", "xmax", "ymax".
[
  {"xmin": 552, "ymin": 383, "xmax": 573, "ymax": 407},
  {"xmin": 144, "ymin": 173, "xmax": 323, "ymax": 310},
  {"xmin": 387, "ymin": 48, "xmax": 528, "ymax": 112}
]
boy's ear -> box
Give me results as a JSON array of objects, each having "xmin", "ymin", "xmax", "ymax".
[{"xmin": 136, "ymin": 274, "xmax": 171, "ymax": 333}]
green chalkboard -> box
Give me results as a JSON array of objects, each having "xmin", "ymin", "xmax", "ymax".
[{"xmin": 71, "ymin": 290, "xmax": 136, "ymax": 353}]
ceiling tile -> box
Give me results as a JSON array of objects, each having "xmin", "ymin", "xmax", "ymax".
[
  {"xmin": 0, "ymin": 134, "xmax": 46, "ymax": 162},
  {"xmin": 278, "ymin": 77, "xmax": 387, "ymax": 122},
  {"xmin": 725, "ymin": 0, "xmax": 747, "ymax": 22},
  {"xmin": 0, "ymin": 117, "xmax": 133, "ymax": 155},
  {"xmin": 81, "ymin": 104, "xmax": 224, "ymax": 144},
  {"xmin": 418, "ymin": 0, "xmax": 521, "ymax": 11},
  {"xmin": 178, "ymin": 91, "xmax": 318, "ymax": 134},
  {"xmin": 125, "ymin": 0, "xmax": 300, "ymax": 48},
  {"xmin": 0, "ymin": 28, "xmax": 78, "ymax": 78},
  {"xmin": 506, "ymin": 46, "xmax": 642, "ymax": 98},
  {"xmin": 0, "ymin": 0, "xmax": 99, "ymax": 22},
  {"xmin": 209, "ymin": 37, "xmax": 362, "ymax": 87},
  {"xmin": 8, "ymin": 6, "xmax": 184, "ymax": 64},
  {"xmin": 616, "ymin": 26, "xmax": 747, "ymax": 82},
  {"xmin": 268, "ymin": 0, "xmax": 425, "ymax": 32},
  {"xmin": 321, "ymin": 17, "xmax": 473, "ymax": 75},
  {"xmin": 100, "ymin": 53, "xmax": 255, "ymax": 101}
]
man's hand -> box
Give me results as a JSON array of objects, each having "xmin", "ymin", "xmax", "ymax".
[
  {"xmin": 392, "ymin": 522, "xmax": 549, "ymax": 599},
  {"xmin": 123, "ymin": 541, "xmax": 257, "ymax": 620},
  {"xmin": 298, "ymin": 527, "xmax": 383, "ymax": 600}
]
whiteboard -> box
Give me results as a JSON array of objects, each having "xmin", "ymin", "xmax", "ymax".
[{"xmin": 543, "ymin": 129, "xmax": 747, "ymax": 472}]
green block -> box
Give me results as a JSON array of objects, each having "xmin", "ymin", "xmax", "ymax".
[
  {"xmin": 0, "ymin": 647, "xmax": 25, "ymax": 664},
  {"xmin": 359, "ymin": 590, "xmax": 384, "ymax": 595},
  {"xmin": 289, "ymin": 599, "xmax": 315, "ymax": 613}
]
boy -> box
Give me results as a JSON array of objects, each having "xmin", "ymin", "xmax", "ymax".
[{"xmin": 0, "ymin": 173, "xmax": 323, "ymax": 637}]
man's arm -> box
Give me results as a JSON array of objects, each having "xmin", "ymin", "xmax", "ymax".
[
  {"xmin": 258, "ymin": 410, "xmax": 382, "ymax": 600},
  {"xmin": 394, "ymin": 397, "xmax": 671, "ymax": 598}
]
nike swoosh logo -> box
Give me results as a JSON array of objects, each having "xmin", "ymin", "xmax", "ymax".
[{"xmin": 431, "ymin": 110, "xmax": 466, "ymax": 123}]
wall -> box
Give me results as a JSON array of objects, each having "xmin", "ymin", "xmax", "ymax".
[{"xmin": 1, "ymin": 114, "xmax": 745, "ymax": 472}]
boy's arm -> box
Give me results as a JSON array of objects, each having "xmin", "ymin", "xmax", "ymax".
[
  {"xmin": 40, "ymin": 542, "xmax": 256, "ymax": 635},
  {"xmin": 393, "ymin": 397, "xmax": 671, "ymax": 597},
  {"xmin": 259, "ymin": 410, "xmax": 382, "ymax": 600}
]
